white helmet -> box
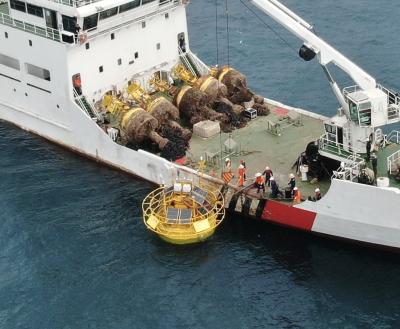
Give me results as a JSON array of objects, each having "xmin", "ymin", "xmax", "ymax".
[
  {"xmin": 255, "ymin": 172, "xmax": 262, "ymax": 177},
  {"xmin": 225, "ymin": 158, "xmax": 230, "ymax": 162},
  {"xmin": 315, "ymin": 188, "xmax": 320, "ymax": 193},
  {"xmin": 265, "ymin": 166, "xmax": 270, "ymax": 170},
  {"xmin": 289, "ymin": 173, "xmax": 295, "ymax": 178},
  {"xmin": 293, "ymin": 186, "xmax": 298, "ymax": 190},
  {"xmin": 238, "ymin": 164, "xmax": 244, "ymax": 169},
  {"xmin": 269, "ymin": 176, "xmax": 274, "ymax": 180}
]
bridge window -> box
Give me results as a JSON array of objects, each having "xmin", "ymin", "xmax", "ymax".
[
  {"xmin": 348, "ymin": 100, "xmax": 358, "ymax": 123},
  {"xmin": 27, "ymin": 3, "xmax": 43, "ymax": 18},
  {"xmin": 142, "ymin": 0, "xmax": 156, "ymax": 4},
  {"xmin": 10, "ymin": 0, "xmax": 26, "ymax": 12},
  {"xmin": 62, "ymin": 15, "xmax": 77, "ymax": 33},
  {"xmin": 119, "ymin": 0, "xmax": 140, "ymax": 13},
  {"xmin": 26, "ymin": 63, "xmax": 51, "ymax": 81},
  {"xmin": 83, "ymin": 13, "xmax": 98, "ymax": 31},
  {"xmin": 0, "ymin": 53, "xmax": 20, "ymax": 70},
  {"xmin": 99, "ymin": 7, "xmax": 118, "ymax": 20}
]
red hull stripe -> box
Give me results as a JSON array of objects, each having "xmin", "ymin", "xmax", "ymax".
[{"xmin": 261, "ymin": 200, "xmax": 317, "ymax": 231}]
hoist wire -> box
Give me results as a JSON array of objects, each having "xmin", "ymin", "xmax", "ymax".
[
  {"xmin": 225, "ymin": 0, "xmax": 230, "ymax": 66},
  {"xmin": 215, "ymin": 0, "xmax": 219, "ymax": 65},
  {"xmin": 239, "ymin": 0, "xmax": 298, "ymax": 55}
]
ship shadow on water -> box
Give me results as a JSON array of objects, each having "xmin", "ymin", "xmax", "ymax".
[{"xmin": 224, "ymin": 212, "xmax": 400, "ymax": 261}]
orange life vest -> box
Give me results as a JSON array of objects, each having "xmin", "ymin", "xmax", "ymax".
[
  {"xmin": 255, "ymin": 176, "xmax": 265, "ymax": 185},
  {"xmin": 294, "ymin": 190, "xmax": 302, "ymax": 203}
]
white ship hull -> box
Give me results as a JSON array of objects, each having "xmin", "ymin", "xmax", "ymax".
[{"xmin": 1, "ymin": 0, "xmax": 400, "ymax": 252}]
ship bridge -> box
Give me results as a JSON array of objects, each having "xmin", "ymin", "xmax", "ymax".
[{"xmin": 0, "ymin": 0, "xmax": 184, "ymax": 44}]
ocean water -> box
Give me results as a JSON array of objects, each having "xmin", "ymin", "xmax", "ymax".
[{"xmin": 1, "ymin": 1, "xmax": 400, "ymax": 328}]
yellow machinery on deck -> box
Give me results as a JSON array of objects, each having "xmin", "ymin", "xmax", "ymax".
[{"xmin": 142, "ymin": 180, "xmax": 225, "ymax": 244}]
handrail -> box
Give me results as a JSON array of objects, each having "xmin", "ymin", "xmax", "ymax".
[
  {"xmin": 318, "ymin": 134, "xmax": 363, "ymax": 157},
  {"xmin": 178, "ymin": 47, "xmax": 197, "ymax": 77},
  {"xmin": 73, "ymin": 89, "xmax": 101, "ymax": 121},
  {"xmin": 0, "ymin": 12, "xmax": 61, "ymax": 42},
  {"xmin": 45, "ymin": 0, "xmax": 181, "ymax": 8},
  {"xmin": 385, "ymin": 130, "xmax": 400, "ymax": 144},
  {"xmin": 387, "ymin": 150, "xmax": 400, "ymax": 174},
  {"xmin": 186, "ymin": 51, "xmax": 211, "ymax": 76}
]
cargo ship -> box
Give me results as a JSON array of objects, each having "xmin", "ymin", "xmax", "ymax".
[{"xmin": 1, "ymin": 0, "xmax": 400, "ymax": 250}]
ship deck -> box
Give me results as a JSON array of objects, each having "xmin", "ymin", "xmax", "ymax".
[
  {"xmin": 187, "ymin": 105, "xmax": 330, "ymax": 200},
  {"xmin": 186, "ymin": 103, "xmax": 400, "ymax": 204}
]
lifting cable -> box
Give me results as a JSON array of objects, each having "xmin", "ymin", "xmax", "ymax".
[
  {"xmin": 215, "ymin": 0, "xmax": 219, "ymax": 66},
  {"xmin": 225, "ymin": 0, "xmax": 230, "ymax": 66},
  {"xmin": 239, "ymin": 0, "xmax": 298, "ymax": 55}
]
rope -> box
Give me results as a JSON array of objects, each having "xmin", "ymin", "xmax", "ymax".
[{"xmin": 239, "ymin": 0, "xmax": 298, "ymax": 55}]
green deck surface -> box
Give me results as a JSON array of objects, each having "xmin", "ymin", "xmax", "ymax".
[
  {"xmin": 374, "ymin": 142, "xmax": 400, "ymax": 187},
  {"xmin": 188, "ymin": 107, "xmax": 330, "ymax": 199}
]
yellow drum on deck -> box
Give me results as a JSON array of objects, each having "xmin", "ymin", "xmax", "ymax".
[{"xmin": 142, "ymin": 181, "xmax": 225, "ymax": 244}]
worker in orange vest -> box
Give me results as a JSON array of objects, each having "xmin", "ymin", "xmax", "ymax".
[
  {"xmin": 293, "ymin": 186, "xmax": 302, "ymax": 204},
  {"xmin": 238, "ymin": 164, "xmax": 245, "ymax": 187},
  {"xmin": 254, "ymin": 173, "xmax": 265, "ymax": 194},
  {"xmin": 222, "ymin": 158, "xmax": 234, "ymax": 184},
  {"xmin": 240, "ymin": 159, "xmax": 247, "ymax": 180}
]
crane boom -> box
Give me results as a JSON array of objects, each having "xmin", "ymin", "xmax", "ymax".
[{"xmin": 250, "ymin": 0, "xmax": 376, "ymax": 92}]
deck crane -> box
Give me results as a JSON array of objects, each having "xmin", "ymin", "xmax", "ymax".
[{"xmin": 250, "ymin": 0, "xmax": 400, "ymax": 157}]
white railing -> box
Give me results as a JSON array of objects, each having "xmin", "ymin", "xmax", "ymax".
[
  {"xmin": 46, "ymin": 0, "xmax": 180, "ymax": 8},
  {"xmin": 0, "ymin": 12, "xmax": 61, "ymax": 42},
  {"xmin": 178, "ymin": 47, "xmax": 198, "ymax": 77},
  {"xmin": 186, "ymin": 51, "xmax": 211, "ymax": 76},
  {"xmin": 73, "ymin": 89, "xmax": 102, "ymax": 121},
  {"xmin": 385, "ymin": 130, "xmax": 400, "ymax": 144},
  {"xmin": 84, "ymin": 0, "xmax": 180, "ymax": 41},
  {"xmin": 387, "ymin": 150, "xmax": 400, "ymax": 175},
  {"xmin": 318, "ymin": 134, "xmax": 363, "ymax": 158},
  {"xmin": 332, "ymin": 153, "xmax": 365, "ymax": 181}
]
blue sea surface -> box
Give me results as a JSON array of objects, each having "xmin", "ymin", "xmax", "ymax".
[{"xmin": 1, "ymin": 0, "xmax": 400, "ymax": 328}]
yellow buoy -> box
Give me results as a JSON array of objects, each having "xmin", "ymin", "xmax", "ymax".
[{"xmin": 142, "ymin": 180, "xmax": 225, "ymax": 244}]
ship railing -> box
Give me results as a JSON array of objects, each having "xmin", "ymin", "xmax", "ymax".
[
  {"xmin": 0, "ymin": 12, "xmax": 62, "ymax": 42},
  {"xmin": 46, "ymin": 0, "xmax": 181, "ymax": 8},
  {"xmin": 73, "ymin": 89, "xmax": 102, "ymax": 122},
  {"xmin": 387, "ymin": 150, "xmax": 400, "ymax": 175},
  {"xmin": 377, "ymin": 84, "xmax": 400, "ymax": 107},
  {"xmin": 318, "ymin": 134, "xmax": 363, "ymax": 158},
  {"xmin": 332, "ymin": 153, "xmax": 365, "ymax": 181},
  {"xmin": 186, "ymin": 51, "xmax": 211, "ymax": 76},
  {"xmin": 343, "ymin": 85, "xmax": 361, "ymax": 97},
  {"xmin": 44, "ymin": 0, "xmax": 101, "ymax": 7},
  {"xmin": 385, "ymin": 130, "xmax": 400, "ymax": 145},
  {"xmin": 178, "ymin": 47, "xmax": 198, "ymax": 77},
  {"xmin": 82, "ymin": 0, "xmax": 180, "ymax": 41}
]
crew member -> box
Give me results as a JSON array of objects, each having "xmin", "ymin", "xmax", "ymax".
[
  {"xmin": 293, "ymin": 187, "xmax": 302, "ymax": 204},
  {"xmin": 270, "ymin": 176, "xmax": 283, "ymax": 198},
  {"xmin": 288, "ymin": 173, "xmax": 296, "ymax": 193},
  {"xmin": 240, "ymin": 159, "xmax": 247, "ymax": 180},
  {"xmin": 238, "ymin": 164, "xmax": 245, "ymax": 187},
  {"xmin": 366, "ymin": 138, "xmax": 372, "ymax": 162},
  {"xmin": 254, "ymin": 173, "xmax": 265, "ymax": 194},
  {"xmin": 73, "ymin": 74, "xmax": 82, "ymax": 95},
  {"xmin": 314, "ymin": 188, "xmax": 322, "ymax": 201},
  {"xmin": 178, "ymin": 34, "xmax": 186, "ymax": 52},
  {"xmin": 263, "ymin": 166, "xmax": 273, "ymax": 186},
  {"xmin": 371, "ymin": 153, "xmax": 378, "ymax": 182},
  {"xmin": 222, "ymin": 158, "xmax": 233, "ymax": 183},
  {"xmin": 74, "ymin": 22, "xmax": 81, "ymax": 43}
]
